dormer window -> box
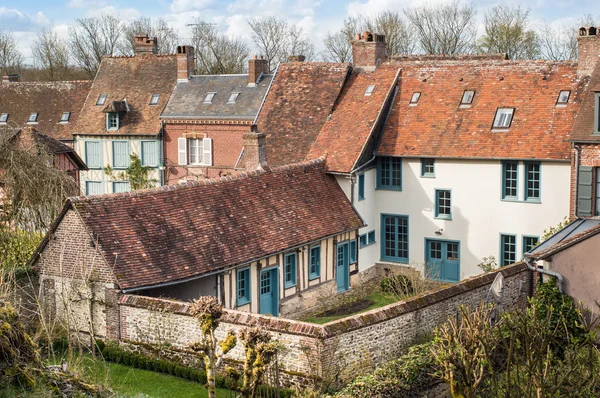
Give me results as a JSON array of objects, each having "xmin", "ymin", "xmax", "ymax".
[
  {"xmin": 60, "ymin": 112, "xmax": 71, "ymax": 123},
  {"xmin": 409, "ymin": 92, "xmax": 421, "ymax": 105},
  {"xmin": 0, "ymin": 113, "xmax": 8, "ymax": 124},
  {"xmin": 493, "ymin": 108, "xmax": 514, "ymax": 129},
  {"xmin": 96, "ymin": 94, "xmax": 107, "ymax": 106},
  {"xmin": 557, "ymin": 90, "xmax": 570, "ymax": 105},
  {"xmin": 28, "ymin": 113, "xmax": 38, "ymax": 123},
  {"xmin": 460, "ymin": 90, "xmax": 475, "ymax": 105},
  {"xmin": 149, "ymin": 94, "xmax": 160, "ymax": 105},
  {"xmin": 204, "ymin": 92, "xmax": 216, "ymax": 104},
  {"xmin": 106, "ymin": 112, "xmax": 119, "ymax": 131},
  {"xmin": 364, "ymin": 84, "xmax": 376, "ymax": 97},
  {"xmin": 227, "ymin": 92, "xmax": 240, "ymax": 104}
]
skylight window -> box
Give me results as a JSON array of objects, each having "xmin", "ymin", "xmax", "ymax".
[
  {"xmin": 60, "ymin": 112, "xmax": 71, "ymax": 123},
  {"xmin": 493, "ymin": 108, "xmax": 514, "ymax": 129},
  {"xmin": 204, "ymin": 92, "xmax": 216, "ymax": 104},
  {"xmin": 149, "ymin": 94, "xmax": 160, "ymax": 105},
  {"xmin": 0, "ymin": 113, "xmax": 8, "ymax": 123},
  {"xmin": 557, "ymin": 90, "xmax": 571, "ymax": 105},
  {"xmin": 410, "ymin": 92, "xmax": 421, "ymax": 105},
  {"xmin": 461, "ymin": 90, "xmax": 475, "ymax": 105},
  {"xmin": 96, "ymin": 94, "xmax": 107, "ymax": 106},
  {"xmin": 28, "ymin": 113, "xmax": 38, "ymax": 123},
  {"xmin": 227, "ymin": 92, "xmax": 240, "ymax": 104},
  {"xmin": 364, "ymin": 84, "xmax": 376, "ymax": 96}
]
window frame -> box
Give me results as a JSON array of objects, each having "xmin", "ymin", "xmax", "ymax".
[
  {"xmin": 377, "ymin": 157, "xmax": 402, "ymax": 191},
  {"xmin": 381, "ymin": 214, "xmax": 409, "ymax": 263},
  {"xmin": 358, "ymin": 173, "xmax": 365, "ymax": 200},
  {"xmin": 227, "ymin": 92, "xmax": 240, "ymax": 104},
  {"xmin": 203, "ymin": 92, "xmax": 216, "ymax": 104},
  {"xmin": 421, "ymin": 158, "xmax": 435, "ymax": 178},
  {"xmin": 96, "ymin": 94, "xmax": 107, "ymax": 106},
  {"xmin": 460, "ymin": 90, "xmax": 475, "ymax": 105},
  {"xmin": 309, "ymin": 245, "xmax": 321, "ymax": 280},
  {"xmin": 434, "ymin": 189, "xmax": 452, "ymax": 220},
  {"xmin": 492, "ymin": 107, "xmax": 515, "ymax": 129},
  {"xmin": 0, "ymin": 113, "xmax": 8, "ymax": 123},
  {"xmin": 409, "ymin": 92, "xmax": 421, "ymax": 105},
  {"xmin": 500, "ymin": 234, "xmax": 517, "ymax": 266},
  {"xmin": 149, "ymin": 94, "xmax": 160, "ymax": 106},
  {"xmin": 284, "ymin": 252, "xmax": 297, "ymax": 288},
  {"xmin": 524, "ymin": 161, "xmax": 541, "ymax": 202},
  {"xmin": 349, "ymin": 240, "xmax": 357, "ymax": 264},
  {"xmin": 236, "ymin": 267, "xmax": 251, "ymax": 306},
  {"xmin": 522, "ymin": 235, "xmax": 539, "ymax": 257},
  {"xmin": 59, "ymin": 112, "xmax": 71, "ymax": 123},
  {"xmin": 106, "ymin": 112, "xmax": 119, "ymax": 131},
  {"xmin": 502, "ymin": 161, "xmax": 519, "ymax": 200},
  {"xmin": 27, "ymin": 112, "xmax": 38, "ymax": 123},
  {"xmin": 359, "ymin": 230, "xmax": 376, "ymax": 248},
  {"xmin": 364, "ymin": 84, "xmax": 376, "ymax": 97},
  {"xmin": 188, "ymin": 138, "xmax": 203, "ymax": 165},
  {"xmin": 556, "ymin": 90, "xmax": 571, "ymax": 105}
]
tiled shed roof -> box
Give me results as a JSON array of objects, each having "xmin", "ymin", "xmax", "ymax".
[
  {"xmin": 74, "ymin": 54, "xmax": 177, "ymax": 137},
  {"xmin": 378, "ymin": 60, "xmax": 586, "ymax": 161},
  {"xmin": 66, "ymin": 158, "xmax": 364, "ymax": 290},
  {"xmin": 0, "ymin": 80, "xmax": 91, "ymax": 140},
  {"xmin": 256, "ymin": 62, "xmax": 350, "ymax": 166},
  {"xmin": 571, "ymin": 63, "xmax": 600, "ymax": 142}
]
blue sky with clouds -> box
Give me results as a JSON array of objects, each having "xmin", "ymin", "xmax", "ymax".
[{"xmin": 2, "ymin": 0, "xmax": 599, "ymax": 61}]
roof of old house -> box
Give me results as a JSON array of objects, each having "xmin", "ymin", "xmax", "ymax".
[
  {"xmin": 526, "ymin": 218, "xmax": 600, "ymax": 260},
  {"xmin": 161, "ymin": 74, "xmax": 273, "ymax": 121},
  {"xmin": 378, "ymin": 59, "xmax": 586, "ymax": 161},
  {"xmin": 571, "ymin": 63, "xmax": 600, "ymax": 142},
  {"xmin": 74, "ymin": 55, "xmax": 177, "ymax": 137},
  {"xmin": 306, "ymin": 65, "xmax": 400, "ymax": 173},
  {"xmin": 47, "ymin": 158, "xmax": 363, "ymax": 290},
  {"xmin": 0, "ymin": 80, "xmax": 91, "ymax": 140},
  {"xmin": 256, "ymin": 62, "xmax": 350, "ymax": 166},
  {"xmin": 31, "ymin": 130, "xmax": 87, "ymax": 170}
]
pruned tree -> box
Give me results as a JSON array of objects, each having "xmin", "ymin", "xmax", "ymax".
[
  {"xmin": 68, "ymin": 14, "xmax": 125, "ymax": 78},
  {"xmin": 191, "ymin": 21, "xmax": 249, "ymax": 75},
  {"xmin": 121, "ymin": 17, "xmax": 179, "ymax": 55},
  {"xmin": 405, "ymin": 0, "xmax": 477, "ymax": 55},
  {"xmin": 478, "ymin": 5, "xmax": 539, "ymax": 60},
  {"xmin": 239, "ymin": 327, "xmax": 279, "ymax": 397},
  {"xmin": 0, "ymin": 29, "xmax": 23, "ymax": 75},
  {"xmin": 32, "ymin": 28, "xmax": 70, "ymax": 81}
]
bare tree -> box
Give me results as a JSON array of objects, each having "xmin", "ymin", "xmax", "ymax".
[
  {"xmin": 478, "ymin": 5, "xmax": 539, "ymax": 59},
  {"xmin": 121, "ymin": 17, "xmax": 179, "ymax": 55},
  {"xmin": 287, "ymin": 24, "xmax": 315, "ymax": 61},
  {"xmin": 323, "ymin": 31, "xmax": 353, "ymax": 62},
  {"xmin": 68, "ymin": 14, "xmax": 125, "ymax": 78},
  {"xmin": 405, "ymin": 0, "xmax": 477, "ymax": 55},
  {"xmin": 32, "ymin": 28, "xmax": 70, "ymax": 81},
  {"xmin": 0, "ymin": 29, "xmax": 23, "ymax": 75},
  {"xmin": 366, "ymin": 11, "xmax": 416, "ymax": 56},
  {"xmin": 539, "ymin": 15, "xmax": 597, "ymax": 61},
  {"xmin": 191, "ymin": 21, "xmax": 249, "ymax": 74}
]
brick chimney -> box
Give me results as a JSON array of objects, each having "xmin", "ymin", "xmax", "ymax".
[
  {"xmin": 288, "ymin": 55, "xmax": 306, "ymax": 62},
  {"xmin": 577, "ymin": 26, "xmax": 600, "ymax": 77},
  {"xmin": 177, "ymin": 45, "xmax": 195, "ymax": 82},
  {"xmin": 351, "ymin": 31, "xmax": 387, "ymax": 71},
  {"xmin": 2, "ymin": 74, "xmax": 19, "ymax": 83},
  {"xmin": 248, "ymin": 55, "xmax": 269, "ymax": 86},
  {"xmin": 243, "ymin": 125, "xmax": 267, "ymax": 170},
  {"xmin": 134, "ymin": 34, "xmax": 158, "ymax": 55}
]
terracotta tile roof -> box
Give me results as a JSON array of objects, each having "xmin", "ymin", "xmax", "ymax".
[
  {"xmin": 571, "ymin": 63, "xmax": 600, "ymax": 142},
  {"xmin": 378, "ymin": 60, "xmax": 586, "ymax": 161},
  {"xmin": 31, "ymin": 130, "xmax": 87, "ymax": 170},
  {"xmin": 0, "ymin": 80, "xmax": 91, "ymax": 140},
  {"xmin": 67, "ymin": 158, "xmax": 364, "ymax": 290},
  {"xmin": 306, "ymin": 65, "xmax": 400, "ymax": 172},
  {"xmin": 74, "ymin": 55, "xmax": 177, "ymax": 137},
  {"xmin": 256, "ymin": 62, "xmax": 350, "ymax": 166}
]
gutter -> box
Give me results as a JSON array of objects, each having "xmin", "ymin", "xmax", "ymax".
[{"xmin": 524, "ymin": 256, "xmax": 564, "ymax": 293}]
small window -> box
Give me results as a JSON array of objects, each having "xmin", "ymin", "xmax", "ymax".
[
  {"xmin": 358, "ymin": 173, "xmax": 365, "ymax": 200},
  {"xmin": 203, "ymin": 92, "xmax": 216, "ymax": 104},
  {"xmin": 350, "ymin": 240, "xmax": 357, "ymax": 264},
  {"xmin": 435, "ymin": 189, "xmax": 452, "ymax": 220},
  {"xmin": 0, "ymin": 113, "xmax": 8, "ymax": 123},
  {"xmin": 28, "ymin": 113, "xmax": 38, "ymax": 123},
  {"xmin": 595, "ymin": 93, "xmax": 600, "ymax": 133},
  {"xmin": 522, "ymin": 236, "xmax": 539, "ymax": 256},
  {"xmin": 557, "ymin": 90, "xmax": 570, "ymax": 104},
  {"xmin": 141, "ymin": 141, "xmax": 158, "ymax": 167},
  {"xmin": 364, "ymin": 84, "xmax": 376, "ymax": 96},
  {"xmin": 409, "ymin": 92, "xmax": 421, "ymax": 104},
  {"xmin": 524, "ymin": 162, "xmax": 541, "ymax": 201},
  {"xmin": 227, "ymin": 92, "xmax": 240, "ymax": 104},
  {"xmin": 96, "ymin": 94, "xmax": 107, "ymax": 106},
  {"xmin": 421, "ymin": 158, "xmax": 435, "ymax": 177},
  {"xmin": 502, "ymin": 161, "xmax": 519, "ymax": 200},
  {"xmin": 377, "ymin": 157, "xmax": 402, "ymax": 190},
  {"xmin": 106, "ymin": 112, "xmax": 119, "ymax": 131},
  {"xmin": 149, "ymin": 94, "xmax": 160, "ymax": 105},
  {"xmin": 284, "ymin": 253, "xmax": 297, "ymax": 288},
  {"xmin": 493, "ymin": 108, "xmax": 514, "ymax": 129},
  {"xmin": 500, "ymin": 234, "xmax": 516, "ymax": 266},
  {"xmin": 309, "ymin": 246, "xmax": 321, "ymax": 280},
  {"xmin": 461, "ymin": 90, "xmax": 475, "ymax": 105},
  {"xmin": 359, "ymin": 230, "xmax": 376, "ymax": 248},
  {"xmin": 60, "ymin": 112, "xmax": 71, "ymax": 123},
  {"xmin": 237, "ymin": 267, "xmax": 251, "ymax": 305},
  {"xmin": 368, "ymin": 230, "xmax": 376, "ymax": 243},
  {"xmin": 112, "ymin": 141, "xmax": 130, "ymax": 168}
]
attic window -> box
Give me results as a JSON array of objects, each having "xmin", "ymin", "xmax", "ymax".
[
  {"xmin": 149, "ymin": 94, "xmax": 160, "ymax": 105},
  {"xmin": 493, "ymin": 108, "xmax": 514, "ymax": 129},
  {"xmin": 227, "ymin": 92, "xmax": 240, "ymax": 104},
  {"xmin": 461, "ymin": 90, "xmax": 475, "ymax": 105},
  {"xmin": 60, "ymin": 112, "xmax": 71, "ymax": 123},
  {"xmin": 364, "ymin": 84, "xmax": 376, "ymax": 97},
  {"xmin": 409, "ymin": 92, "xmax": 421, "ymax": 105},
  {"xmin": 28, "ymin": 113, "xmax": 39, "ymax": 123},
  {"xmin": 96, "ymin": 94, "xmax": 107, "ymax": 106},
  {"xmin": 204, "ymin": 92, "xmax": 216, "ymax": 104},
  {"xmin": 556, "ymin": 90, "xmax": 570, "ymax": 105},
  {"xmin": 0, "ymin": 113, "xmax": 8, "ymax": 124}
]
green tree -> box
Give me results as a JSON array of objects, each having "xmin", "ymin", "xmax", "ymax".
[
  {"xmin": 478, "ymin": 5, "xmax": 539, "ymax": 59},
  {"xmin": 104, "ymin": 153, "xmax": 157, "ymax": 191},
  {"xmin": 238, "ymin": 327, "xmax": 279, "ymax": 397}
]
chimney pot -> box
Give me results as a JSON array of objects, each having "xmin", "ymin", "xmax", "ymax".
[
  {"xmin": 577, "ymin": 26, "xmax": 600, "ymax": 77},
  {"xmin": 248, "ymin": 56, "xmax": 269, "ymax": 85},
  {"xmin": 243, "ymin": 125, "xmax": 267, "ymax": 170},
  {"xmin": 134, "ymin": 34, "xmax": 158, "ymax": 55},
  {"xmin": 288, "ymin": 55, "xmax": 306, "ymax": 62},
  {"xmin": 177, "ymin": 45, "xmax": 195, "ymax": 82},
  {"xmin": 351, "ymin": 31, "xmax": 387, "ymax": 71}
]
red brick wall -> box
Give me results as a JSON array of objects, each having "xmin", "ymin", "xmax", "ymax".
[
  {"xmin": 163, "ymin": 122, "xmax": 252, "ymax": 184},
  {"xmin": 571, "ymin": 143, "xmax": 600, "ymax": 218},
  {"xmin": 577, "ymin": 30, "xmax": 600, "ymax": 77}
]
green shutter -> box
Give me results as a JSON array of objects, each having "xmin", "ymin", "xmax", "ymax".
[{"xmin": 578, "ymin": 166, "xmax": 593, "ymax": 217}]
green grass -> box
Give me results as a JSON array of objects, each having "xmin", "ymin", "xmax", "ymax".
[{"xmin": 304, "ymin": 290, "xmax": 398, "ymax": 324}]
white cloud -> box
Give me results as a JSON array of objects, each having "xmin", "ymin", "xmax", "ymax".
[
  {"xmin": 66, "ymin": 0, "xmax": 107, "ymax": 9},
  {"xmin": 86, "ymin": 6, "xmax": 142, "ymax": 20},
  {"xmin": 0, "ymin": 7, "xmax": 50, "ymax": 31},
  {"xmin": 170, "ymin": 0, "xmax": 215, "ymax": 13}
]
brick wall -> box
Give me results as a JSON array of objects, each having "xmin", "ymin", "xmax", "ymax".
[{"xmin": 571, "ymin": 143, "xmax": 600, "ymax": 218}]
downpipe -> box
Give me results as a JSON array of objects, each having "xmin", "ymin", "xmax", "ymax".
[{"xmin": 524, "ymin": 257, "xmax": 564, "ymax": 293}]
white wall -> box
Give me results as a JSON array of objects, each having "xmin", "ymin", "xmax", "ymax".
[{"xmin": 341, "ymin": 158, "xmax": 570, "ymax": 279}]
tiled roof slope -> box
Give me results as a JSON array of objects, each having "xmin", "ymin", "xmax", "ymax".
[
  {"xmin": 161, "ymin": 74, "xmax": 273, "ymax": 120},
  {"xmin": 307, "ymin": 65, "xmax": 400, "ymax": 172},
  {"xmin": 31, "ymin": 130, "xmax": 87, "ymax": 169},
  {"xmin": 0, "ymin": 80, "xmax": 91, "ymax": 140},
  {"xmin": 256, "ymin": 62, "xmax": 350, "ymax": 166},
  {"xmin": 571, "ymin": 63, "xmax": 600, "ymax": 142},
  {"xmin": 68, "ymin": 158, "xmax": 364, "ymax": 290},
  {"xmin": 74, "ymin": 55, "xmax": 177, "ymax": 136},
  {"xmin": 378, "ymin": 60, "xmax": 586, "ymax": 161}
]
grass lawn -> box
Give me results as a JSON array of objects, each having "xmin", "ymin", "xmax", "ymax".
[{"xmin": 303, "ymin": 290, "xmax": 398, "ymax": 324}]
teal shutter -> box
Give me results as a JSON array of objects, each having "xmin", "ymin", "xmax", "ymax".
[
  {"xmin": 85, "ymin": 142, "xmax": 101, "ymax": 168},
  {"xmin": 85, "ymin": 181, "xmax": 102, "ymax": 195},
  {"xmin": 113, "ymin": 182, "xmax": 130, "ymax": 193},
  {"xmin": 350, "ymin": 240, "xmax": 357, "ymax": 263},
  {"xmin": 112, "ymin": 141, "xmax": 129, "ymax": 168},
  {"xmin": 577, "ymin": 166, "xmax": 593, "ymax": 217},
  {"xmin": 141, "ymin": 141, "xmax": 158, "ymax": 167}
]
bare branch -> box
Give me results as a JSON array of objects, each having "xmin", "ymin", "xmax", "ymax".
[
  {"xmin": 0, "ymin": 29, "xmax": 23, "ymax": 75},
  {"xmin": 32, "ymin": 28, "xmax": 71, "ymax": 81},
  {"xmin": 121, "ymin": 17, "xmax": 180, "ymax": 55}
]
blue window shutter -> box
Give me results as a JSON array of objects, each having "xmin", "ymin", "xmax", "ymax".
[
  {"xmin": 578, "ymin": 166, "xmax": 593, "ymax": 217},
  {"xmin": 85, "ymin": 142, "xmax": 101, "ymax": 169},
  {"xmin": 141, "ymin": 141, "xmax": 158, "ymax": 167},
  {"xmin": 112, "ymin": 182, "xmax": 130, "ymax": 193},
  {"xmin": 85, "ymin": 181, "xmax": 102, "ymax": 195},
  {"xmin": 113, "ymin": 141, "xmax": 129, "ymax": 168}
]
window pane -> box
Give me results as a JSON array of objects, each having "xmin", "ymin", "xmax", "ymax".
[
  {"xmin": 461, "ymin": 90, "xmax": 475, "ymax": 104},
  {"xmin": 430, "ymin": 241, "xmax": 442, "ymax": 259},
  {"xmin": 227, "ymin": 92, "xmax": 240, "ymax": 103},
  {"xmin": 364, "ymin": 84, "xmax": 376, "ymax": 96},
  {"xmin": 60, "ymin": 112, "xmax": 70, "ymax": 122},
  {"xmin": 310, "ymin": 246, "xmax": 320, "ymax": 278},
  {"xmin": 96, "ymin": 94, "xmax": 107, "ymax": 106},
  {"xmin": 503, "ymin": 162, "xmax": 518, "ymax": 199},
  {"xmin": 525, "ymin": 162, "xmax": 540, "ymax": 200},
  {"xmin": 150, "ymin": 94, "xmax": 160, "ymax": 105},
  {"xmin": 447, "ymin": 243, "xmax": 458, "ymax": 260},
  {"xmin": 436, "ymin": 190, "xmax": 451, "ymax": 217},
  {"xmin": 0, "ymin": 113, "xmax": 8, "ymax": 122},
  {"xmin": 557, "ymin": 90, "xmax": 570, "ymax": 103},
  {"xmin": 204, "ymin": 92, "xmax": 216, "ymax": 103},
  {"xmin": 260, "ymin": 271, "xmax": 270, "ymax": 295},
  {"xmin": 501, "ymin": 235, "xmax": 516, "ymax": 266},
  {"xmin": 494, "ymin": 108, "xmax": 514, "ymax": 128},
  {"xmin": 368, "ymin": 230, "xmax": 376, "ymax": 243},
  {"xmin": 523, "ymin": 236, "xmax": 539, "ymax": 255},
  {"xmin": 410, "ymin": 92, "xmax": 421, "ymax": 103}
]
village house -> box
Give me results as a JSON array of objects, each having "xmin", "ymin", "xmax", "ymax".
[
  {"xmin": 160, "ymin": 54, "xmax": 273, "ymax": 183},
  {"xmin": 72, "ymin": 35, "xmax": 177, "ymax": 195},
  {"xmin": 30, "ymin": 158, "xmax": 364, "ymax": 321}
]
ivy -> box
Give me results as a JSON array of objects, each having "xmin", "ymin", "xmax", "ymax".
[{"xmin": 104, "ymin": 153, "xmax": 157, "ymax": 191}]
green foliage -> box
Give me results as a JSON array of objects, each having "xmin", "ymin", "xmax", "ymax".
[
  {"xmin": 477, "ymin": 255, "xmax": 498, "ymax": 273},
  {"xmin": 541, "ymin": 215, "xmax": 571, "ymax": 242},
  {"xmin": 0, "ymin": 229, "xmax": 43, "ymax": 271},
  {"xmin": 104, "ymin": 153, "xmax": 157, "ymax": 191},
  {"xmin": 380, "ymin": 274, "xmax": 414, "ymax": 297}
]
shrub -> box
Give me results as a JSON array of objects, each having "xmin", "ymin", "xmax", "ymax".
[
  {"xmin": 380, "ymin": 274, "xmax": 414, "ymax": 297},
  {"xmin": 195, "ymin": 369, "xmax": 208, "ymax": 384}
]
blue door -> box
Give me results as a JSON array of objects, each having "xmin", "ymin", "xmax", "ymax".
[
  {"xmin": 259, "ymin": 268, "xmax": 279, "ymax": 316},
  {"xmin": 336, "ymin": 242, "xmax": 350, "ymax": 292},
  {"xmin": 426, "ymin": 240, "xmax": 460, "ymax": 282}
]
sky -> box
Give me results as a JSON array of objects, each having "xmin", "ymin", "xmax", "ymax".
[{"xmin": 1, "ymin": 0, "xmax": 599, "ymax": 62}]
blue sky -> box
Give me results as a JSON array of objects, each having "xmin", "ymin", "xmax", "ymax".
[{"xmin": 2, "ymin": 0, "xmax": 598, "ymax": 61}]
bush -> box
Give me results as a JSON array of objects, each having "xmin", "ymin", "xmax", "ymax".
[{"xmin": 380, "ymin": 274, "xmax": 414, "ymax": 297}]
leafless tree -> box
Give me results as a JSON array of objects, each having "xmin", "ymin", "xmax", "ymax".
[
  {"xmin": 323, "ymin": 31, "xmax": 353, "ymax": 62},
  {"xmin": 478, "ymin": 5, "xmax": 539, "ymax": 60},
  {"xmin": 539, "ymin": 15, "xmax": 597, "ymax": 61},
  {"xmin": 405, "ymin": 0, "xmax": 477, "ymax": 55},
  {"xmin": 366, "ymin": 11, "xmax": 416, "ymax": 56},
  {"xmin": 32, "ymin": 28, "xmax": 70, "ymax": 81},
  {"xmin": 0, "ymin": 29, "xmax": 23, "ymax": 75},
  {"xmin": 68, "ymin": 14, "xmax": 125, "ymax": 78},
  {"xmin": 287, "ymin": 25, "xmax": 315, "ymax": 61},
  {"xmin": 191, "ymin": 21, "xmax": 249, "ymax": 74},
  {"xmin": 121, "ymin": 17, "xmax": 180, "ymax": 55}
]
